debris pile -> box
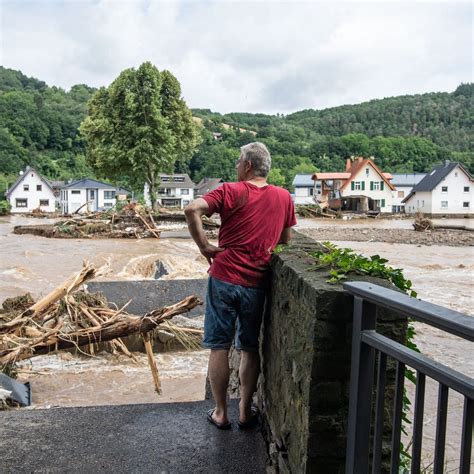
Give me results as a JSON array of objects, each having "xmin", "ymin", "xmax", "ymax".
[
  {"xmin": 296, "ymin": 204, "xmax": 338, "ymax": 219},
  {"xmin": 0, "ymin": 262, "xmax": 203, "ymax": 398},
  {"xmin": 13, "ymin": 203, "xmax": 219, "ymax": 239},
  {"xmin": 413, "ymin": 212, "xmax": 434, "ymax": 232}
]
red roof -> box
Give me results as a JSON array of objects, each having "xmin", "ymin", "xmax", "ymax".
[
  {"xmin": 340, "ymin": 158, "xmax": 396, "ymax": 191},
  {"xmin": 312, "ymin": 172, "xmax": 351, "ymax": 180}
]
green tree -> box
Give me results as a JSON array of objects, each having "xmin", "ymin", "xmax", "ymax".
[
  {"xmin": 267, "ymin": 168, "xmax": 286, "ymax": 187},
  {"xmin": 80, "ymin": 62, "xmax": 199, "ymax": 208}
]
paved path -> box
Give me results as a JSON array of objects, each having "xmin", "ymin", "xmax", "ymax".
[{"xmin": 1, "ymin": 400, "xmax": 267, "ymax": 473}]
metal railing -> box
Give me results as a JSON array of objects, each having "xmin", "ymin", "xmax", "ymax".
[{"xmin": 344, "ymin": 281, "xmax": 473, "ymax": 474}]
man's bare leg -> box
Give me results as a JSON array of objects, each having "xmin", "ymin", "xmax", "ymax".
[
  {"xmin": 239, "ymin": 350, "xmax": 260, "ymax": 422},
  {"xmin": 208, "ymin": 349, "xmax": 230, "ymax": 424}
]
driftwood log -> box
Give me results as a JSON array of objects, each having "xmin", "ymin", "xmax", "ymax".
[{"xmin": 0, "ymin": 295, "xmax": 201, "ymax": 365}]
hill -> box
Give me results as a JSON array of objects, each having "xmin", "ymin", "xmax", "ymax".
[{"xmin": 0, "ymin": 66, "xmax": 472, "ymax": 193}]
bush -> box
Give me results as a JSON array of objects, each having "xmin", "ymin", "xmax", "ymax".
[{"xmin": 0, "ymin": 200, "xmax": 11, "ymax": 215}]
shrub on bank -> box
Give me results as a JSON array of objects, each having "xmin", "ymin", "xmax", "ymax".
[{"xmin": 0, "ymin": 200, "xmax": 11, "ymax": 215}]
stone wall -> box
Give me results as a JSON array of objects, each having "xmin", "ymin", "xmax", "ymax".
[{"xmin": 226, "ymin": 232, "xmax": 407, "ymax": 473}]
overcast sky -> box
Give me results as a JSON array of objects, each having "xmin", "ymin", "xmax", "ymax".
[{"xmin": 1, "ymin": 0, "xmax": 472, "ymax": 114}]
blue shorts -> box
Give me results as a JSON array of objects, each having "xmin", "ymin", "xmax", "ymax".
[{"xmin": 203, "ymin": 276, "xmax": 266, "ymax": 353}]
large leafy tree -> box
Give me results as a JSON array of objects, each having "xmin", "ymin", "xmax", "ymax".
[{"xmin": 80, "ymin": 62, "xmax": 199, "ymax": 208}]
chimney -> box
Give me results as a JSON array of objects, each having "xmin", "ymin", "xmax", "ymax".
[
  {"xmin": 357, "ymin": 157, "xmax": 363, "ymax": 163},
  {"xmin": 345, "ymin": 158, "xmax": 351, "ymax": 171},
  {"xmin": 445, "ymin": 160, "xmax": 450, "ymax": 167}
]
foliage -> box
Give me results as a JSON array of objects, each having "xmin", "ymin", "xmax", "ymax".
[
  {"xmin": 267, "ymin": 168, "xmax": 286, "ymax": 187},
  {"xmin": 309, "ymin": 242, "xmax": 417, "ymax": 296},
  {"xmin": 0, "ymin": 65, "xmax": 472, "ymax": 191},
  {"xmin": 80, "ymin": 62, "xmax": 200, "ymax": 208},
  {"xmin": 0, "ymin": 200, "xmax": 11, "ymax": 215}
]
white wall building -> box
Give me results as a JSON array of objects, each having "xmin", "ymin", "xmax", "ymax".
[
  {"xmin": 403, "ymin": 162, "xmax": 473, "ymax": 216},
  {"xmin": 6, "ymin": 167, "xmax": 56, "ymax": 213},
  {"xmin": 144, "ymin": 174, "xmax": 195, "ymax": 209},
  {"xmin": 313, "ymin": 157, "xmax": 395, "ymax": 213},
  {"xmin": 292, "ymin": 175, "xmax": 321, "ymax": 205},
  {"xmin": 60, "ymin": 178, "xmax": 129, "ymax": 214},
  {"xmin": 390, "ymin": 173, "xmax": 426, "ymax": 213}
]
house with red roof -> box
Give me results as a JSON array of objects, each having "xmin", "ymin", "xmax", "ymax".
[{"xmin": 312, "ymin": 157, "xmax": 395, "ymax": 213}]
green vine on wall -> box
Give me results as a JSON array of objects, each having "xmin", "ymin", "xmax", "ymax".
[{"xmin": 308, "ymin": 242, "xmax": 420, "ymax": 471}]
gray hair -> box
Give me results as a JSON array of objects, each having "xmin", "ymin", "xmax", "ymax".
[{"xmin": 240, "ymin": 142, "xmax": 272, "ymax": 177}]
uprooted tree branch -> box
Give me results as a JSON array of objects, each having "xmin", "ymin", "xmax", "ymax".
[{"xmin": 0, "ymin": 262, "xmax": 203, "ymax": 394}]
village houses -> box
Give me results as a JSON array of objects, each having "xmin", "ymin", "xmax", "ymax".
[
  {"xmin": 312, "ymin": 157, "xmax": 395, "ymax": 213},
  {"xmin": 292, "ymin": 174, "xmax": 321, "ymax": 205},
  {"xmin": 60, "ymin": 178, "xmax": 129, "ymax": 214},
  {"xmin": 6, "ymin": 167, "xmax": 57, "ymax": 213},
  {"xmin": 390, "ymin": 173, "xmax": 426, "ymax": 213},
  {"xmin": 403, "ymin": 161, "xmax": 473, "ymax": 216},
  {"xmin": 144, "ymin": 173, "xmax": 195, "ymax": 209}
]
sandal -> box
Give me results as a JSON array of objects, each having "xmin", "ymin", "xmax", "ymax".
[
  {"xmin": 207, "ymin": 408, "xmax": 232, "ymax": 430},
  {"xmin": 238, "ymin": 406, "xmax": 260, "ymax": 430}
]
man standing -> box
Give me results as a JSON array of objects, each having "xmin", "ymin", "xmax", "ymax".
[{"xmin": 185, "ymin": 142, "xmax": 296, "ymax": 429}]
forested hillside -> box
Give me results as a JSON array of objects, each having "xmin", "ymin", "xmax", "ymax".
[
  {"xmin": 0, "ymin": 67, "xmax": 95, "ymax": 191},
  {"xmin": 1, "ymin": 65, "xmax": 472, "ymax": 193}
]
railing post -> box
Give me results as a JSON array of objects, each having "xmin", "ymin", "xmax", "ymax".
[{"xmin": 346, "ymin": 296, "xmax": 377, "ymax": 474}]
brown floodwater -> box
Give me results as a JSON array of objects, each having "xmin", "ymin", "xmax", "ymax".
[{"xmin": 1, "ymin": 216, "xmax": 473, "ymax": 468}]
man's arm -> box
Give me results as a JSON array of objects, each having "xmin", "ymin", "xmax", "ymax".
[
  {"xmin": 278, "ymin": 227, "xmax": 292, "ymax": 244},
  {"xmin": 184, "ymin": 198, "xmax": 224, "ymax": 265}
]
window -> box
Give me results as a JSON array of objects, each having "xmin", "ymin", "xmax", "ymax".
[
  {"xmin": 16, "ymin": 198, "xmax": 27, "ymax": 207},
  {"xmin": 173, "ymin": 177, "xmax": 185, "ymax": 182},
  {"xmin": 464, "ymin": 186, "xmax": 470, "ymax": 193},
  {"xmin": 398, "ymin": 191, "xmax": 405, "ymax": 198},
  {"xmin": 104, "ymin": 190, "xmax": 116, "ymax": 200},
  {"xmin": 365, "ymin": 168, "xmax": 369, "ymax": 177},
  {"xmin": 181, "ymin": 188, "xmax": 189, "ymax": 195},
  {"xmin": 37, "ymin": 184, "xmax": 42, "ymax": 191},
  {"xmin": 23, "ymin": 184, "xmax": 29, "ymax": 191},
  {"xmin": 351, "ymin": 181, "xmax": 365, "ymax": 191},
  {"xmin": 39, "ymin": 199, "xmax": 49, "ymax": 206},
  {"xmin": 103, "ymin": 203, "xmax": 113, "ymax": 208},
  {"xmin": 441, "ymin": 201, "xmax": 448, "ymax": 208},
  {"xmin": 441, "ymin": 186, "xmax": 448, "ymax": 193},
  {"xmin": 455, "ymin": 172, "xmax": 458, "ymax": 177},
  {"xmin": 373, "ymin": 182, "xmax": 380, "ymax": 191},
  {"xmin": 309, "ymin": 188, "xmax": 314, "ymax": 196},
  {"xmin": 71, "ymin": 190, "xmax": 80, "ymax": 195},
  {"xmin": 463, "ymin": 202, "xmax": 470, "ymax": 208},
  {"xmin": 422, "ymin": 200, "xmax": 425, "ymax": 207}
]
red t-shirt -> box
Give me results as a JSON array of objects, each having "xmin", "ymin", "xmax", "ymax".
[{"xmin": 202, "ymin": 181, "xmax": 297, "ymax": 288}]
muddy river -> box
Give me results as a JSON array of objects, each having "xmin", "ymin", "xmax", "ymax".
[{"xmin": 1, "ymin": 215, "xmax": 472, "ymax": 469}]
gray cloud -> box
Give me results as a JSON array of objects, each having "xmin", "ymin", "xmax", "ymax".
[{"xmin": 1, "ymin": 1, "xmax": 471, "ymax": 114}]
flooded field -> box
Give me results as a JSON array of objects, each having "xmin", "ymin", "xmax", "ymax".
[{"xmin": 1, "ymin": 215, "xmax": 472, "ymax": 468}]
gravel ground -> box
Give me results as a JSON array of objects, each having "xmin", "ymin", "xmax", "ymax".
[{"xmin": 299, "ymin": 226, "xmax": 474, "ymax": 246}]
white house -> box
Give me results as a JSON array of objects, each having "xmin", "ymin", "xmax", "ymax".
[
  {"xmin": 292, "ymin": 175, "xmax": 321, "ymax": 205},
  {"xmin": 313, "ymin": 157, "xmax": 395, "ymax": 213},
  {"xmin": 144, "ymin": 174, "xmax": 195, "ymax": 209},
  {"xmin": 403, "ymin": 161, "xmax": 473, "ymax": 216},
  {"xmin": 6, "ymin": 167, "xmax": 57, "ymax": 213},
  {"xmin": 60, "ymin": 178, "xmax": 129, "ymax": 214},
  {"xmin": 390, "ymin": 173, "xmax": 426, "ymax": 213}
]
